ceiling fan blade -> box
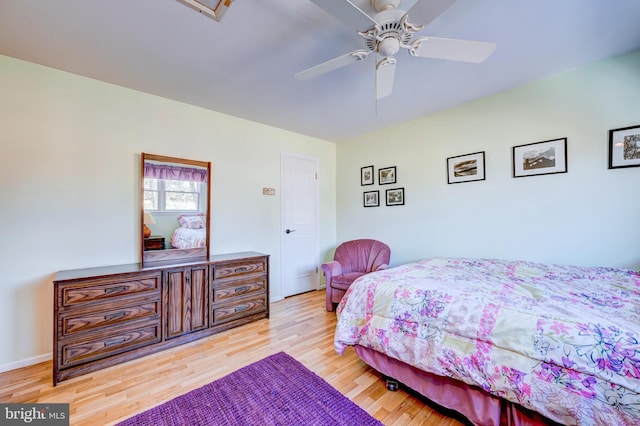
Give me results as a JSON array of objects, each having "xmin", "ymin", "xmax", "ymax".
[
  {"xmin": 376, "ymin": 57, "xmax": 397, "ymax": 100},
  {"xmin": 410, "ymin": 36, "xmax": 496, "ymax": 63},
  {"xmin": 310, "ymin": 0, "xmax": 377, "ymax": 31},
  {"xmin": 406, "ymin": 0, "xmax": 457, "ymax": 26},
  {"xmin": 295, "ymin": 50, "xmax": 372, "ymax": 80},
  {"xmin": 399, "ymin": 0, "xmax": 420, "ymax": 12}
]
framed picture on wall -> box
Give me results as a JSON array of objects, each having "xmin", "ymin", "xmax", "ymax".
[
  {"xmin": 609, "ymin": 124, "xmax": 640, "ymax": 169},
  {"xmin": 363, "ymin": 190, "xmax": 379, "ymax": 207},
  {"xmin": 361, "ymin": 165, "xmax": 374, "ymax": 185},
  {"xmin": 379, "ymin": 166, "xmax": 396, "ymax": 185},
  {"xmin": 513, "ymin": 138, "xmax": 567, "ymax": 178},
  {"xmin": 385, "ymin": 188, "xmax": 404, "ymax": 206},
  {"xmin": 447, "ymin": 151, "xmax": 486, "ymax": 184}
]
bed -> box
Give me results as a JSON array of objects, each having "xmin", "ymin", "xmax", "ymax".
[
  {"xmin": 170, "ymin": 214, "xmax": 207, "ymax": 249},
  {"xmin": 334, "ymin": 257, "xmax": 640, "ymax": 425},
  {"xmin": 171, "ymin": 226, "xmax": 206, "ymax": 249}
]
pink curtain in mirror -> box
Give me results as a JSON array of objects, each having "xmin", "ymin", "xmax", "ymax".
[{"xmin": 144, "ymin": 163, "xmax": 207, "ymax": 182}]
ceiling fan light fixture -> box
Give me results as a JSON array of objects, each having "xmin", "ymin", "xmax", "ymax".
[{"xmin": 378, "ymin": 36, "xmax": 400, "ymax": 57}]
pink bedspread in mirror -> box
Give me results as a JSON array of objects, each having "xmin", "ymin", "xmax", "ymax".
[
  {"xmin": 334, "ymin": 257, "xmax": 640, "ymax": 425},
  {"xmin": 171, "ymin": 226, "xmax": 206, "ymax": 249}
]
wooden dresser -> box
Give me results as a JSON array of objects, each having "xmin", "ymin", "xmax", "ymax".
[{"xmin": 53, "ymin": 252, "xmax": 269, "ymax": 385}]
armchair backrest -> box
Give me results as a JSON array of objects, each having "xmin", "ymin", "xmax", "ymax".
[{"xmin": 334, "ymin": 239, "xmax": 390, "ymax": 274}]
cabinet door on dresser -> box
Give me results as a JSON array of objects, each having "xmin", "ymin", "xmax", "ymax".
[
  {"xmin": 211, "ymin": 256, "xmax": 269, "ymax": 325},
  {"xmin": 164, "ymin": 265, "xmax": 209, "ymax": 339}
]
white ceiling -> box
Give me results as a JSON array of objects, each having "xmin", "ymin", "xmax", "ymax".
[{"xmin": 1, "ymin": 0, "xmax": 639, "ymax": 143}]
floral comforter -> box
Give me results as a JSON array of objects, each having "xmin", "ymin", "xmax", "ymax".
[
  {"xmin": 335, "ymin": 257, "xmax": 640, "ymax": 425},
  {"xmin": 171, "ymin": 226, "xmax": 206, "ymax": 249}
]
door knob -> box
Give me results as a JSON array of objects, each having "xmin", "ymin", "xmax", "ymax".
[{"xmin": 285, "ymin": 229, "xmax": 296, "ymax": 234}]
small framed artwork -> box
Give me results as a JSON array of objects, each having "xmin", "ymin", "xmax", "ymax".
[
  {"xmin": 363, "ymin": 190, "xmax": 379, "ymax": 207},
  {"xmin": 447, "ymin": 151, "xmax": 485, "ymax": 184},
  {"xmin": 609, "ymin": 125, "xmax": 640, "ymax": 169},
  {"xmin": 361, "ymin": 165, "xmax": 374, "ymax": 185},
  {"xmin": 385, "ymin": 188, "xmax": 404, "ymax": 206},
  {"xmin": 513, "ymin": 138, "xmax": 567, "ymax": 178},
  {"xmin": 379, "ymin": 166, "xmax": 396, "ymax": 185}
]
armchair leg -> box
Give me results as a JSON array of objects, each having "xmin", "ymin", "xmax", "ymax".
[{"xmin": 326, "ymin": 288, "xmax": 334, "ymax": 312}]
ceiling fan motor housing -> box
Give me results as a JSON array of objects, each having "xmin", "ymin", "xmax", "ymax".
[{"xmin": 361, "ymin": 11, "xmax": 414, "ymax": 57}]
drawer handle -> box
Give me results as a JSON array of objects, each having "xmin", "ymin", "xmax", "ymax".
[
  {"xmin": 104, "ymin": 285, "xmax": 126, "ymax": 295},
  {"xmin": 235, "ymin": 285, "xmax": 250, "ymax": 293},
  {"xmin": 104, "ymin": 311, "xmax": 127, "ymax": 321},
  {"xmin": 104, "ymin": 337, "xmax": 127, "ymax": 347},
  {"xmin": 234, "ymin": 267, "xmax": 248, "ymax": 273},
  {"xmin": 235, "ymin": 305, "xmax": 249, "ymax": 313}
]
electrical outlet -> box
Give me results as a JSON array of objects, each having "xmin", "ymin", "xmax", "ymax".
[{"xmin": 262, "ymin": 187, "xmax": 275, "ymax": 196}]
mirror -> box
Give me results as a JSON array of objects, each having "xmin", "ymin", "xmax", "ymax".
[{"xmin": 140, "ymin": 153, "xmax": 211, "ymax": 265}]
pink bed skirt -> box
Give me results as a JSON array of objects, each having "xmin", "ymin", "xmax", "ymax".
[{"xmin": 354, "ymin": 345, "xmax": 557, "ymax": 426}]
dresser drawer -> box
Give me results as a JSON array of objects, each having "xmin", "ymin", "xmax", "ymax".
[
  {"xmin": 59, "ymin": 323, "xmax": 161, "ymax": 369},
  {"xmin": 213, "ymin": 260, "xmax": 266, "ymax": 280},
  {"xmin": 60, "ymin": 301, "xmax": 160, "ymax": 338},
  {"xmin": 212, "ymin": 296, "xmax": 266, "ymax": 325},
  {"xmin": 212, "ymin": 278, "xmax": 266, "ymax": 303},
  {"xmin": 60, "ymin": 274, "xmax": 161, "ymax": 307}
]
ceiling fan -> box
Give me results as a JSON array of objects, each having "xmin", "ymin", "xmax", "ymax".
[{"xmin": 295, "ymin": 0, "xmax": 496, "ymax": 99}]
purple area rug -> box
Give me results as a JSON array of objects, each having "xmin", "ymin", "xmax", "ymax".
[{"xmin": 116, "ymin": 352, "xmax": 382, "ymax": 426}]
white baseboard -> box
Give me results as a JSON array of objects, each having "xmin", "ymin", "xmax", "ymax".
[
  {"xmin": 271, "ymin": 287, "xmax": 325, "ymax": 303},
  {"xmin": 0, "ymin": 353, "xmax": 52, "ymax": 374}
]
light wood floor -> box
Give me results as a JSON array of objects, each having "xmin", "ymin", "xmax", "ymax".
[{"xmin": 0, "ymin": 290, "xmax": 466, "ymax": 425}]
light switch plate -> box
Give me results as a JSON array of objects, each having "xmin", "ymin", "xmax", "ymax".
[{"xmin": 262, "ymin": 187, "xmax": 276, "ymax": 196}]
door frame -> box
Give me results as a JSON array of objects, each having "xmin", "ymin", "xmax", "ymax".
[{"xmin": 280, "ymin": 151, "xmax": 320, "ymax": 299}]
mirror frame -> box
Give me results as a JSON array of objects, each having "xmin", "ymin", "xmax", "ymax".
[{"xmin": 140, "ymin": 152, "xmax": 211, "ymax": 265}]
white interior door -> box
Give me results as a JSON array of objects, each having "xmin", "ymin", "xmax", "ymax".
[{"xmin": 281, "ymin": 153, "xmax": 319, "ymax": 297}]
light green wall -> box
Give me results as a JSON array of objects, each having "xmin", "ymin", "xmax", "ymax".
[
  {"xmin": 337, "ymin": 49, "xmax": 640, "ymax": 269},
  {"xmin": 0, "ymin": 55, "xmax": 336, "ymax": 367},
  {"xmin": 2, "ymin": 49, "xmax": 639, "ymax": 369}
]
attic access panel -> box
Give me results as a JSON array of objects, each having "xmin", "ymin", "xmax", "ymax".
[{"xmin": 177, "ymin": 0, "xmax": 233, "ymax": 21}]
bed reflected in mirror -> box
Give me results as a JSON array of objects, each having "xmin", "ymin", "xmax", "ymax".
[{"xmin": 141, "ymin": 153, "xmax": 211, "ymax": 265}]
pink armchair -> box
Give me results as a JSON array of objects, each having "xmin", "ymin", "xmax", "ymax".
[{"xmin": 322, "ymin": 239, "xmax": 391, "ymax": 312}]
